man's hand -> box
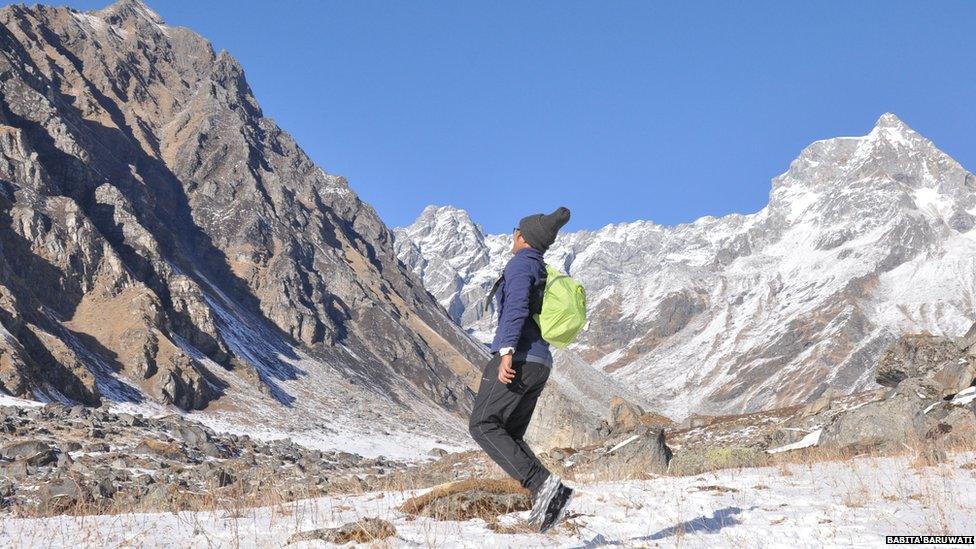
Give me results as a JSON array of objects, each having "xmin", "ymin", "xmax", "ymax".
[{"xmin": 497, "ymin": 354, "xmax": 516, "ymax": 384}]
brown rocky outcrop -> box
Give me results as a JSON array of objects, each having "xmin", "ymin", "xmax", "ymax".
[{"xmin": 0, "ymin": 0, "xmax": 485, "ymax": 416}]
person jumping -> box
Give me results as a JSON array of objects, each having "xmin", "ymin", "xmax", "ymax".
[{"xmin": 468, "ymin": 206, "xmax": 574, "ymax": 533}]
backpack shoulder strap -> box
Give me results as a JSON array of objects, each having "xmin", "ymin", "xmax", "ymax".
[{"xmin": 484, "ymin": 274, "xmax": 504, "ymax": 312}]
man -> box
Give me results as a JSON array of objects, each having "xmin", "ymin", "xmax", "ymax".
[{"xmin": 468, "ymin": 206, "xmax": 573, "ymax": 533}]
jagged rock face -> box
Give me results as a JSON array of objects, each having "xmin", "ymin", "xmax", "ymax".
[
  {"xmin": 0, "ymin": 0, "xmax": 485, "ymax": 426},
  {"xmin": 395, "ymin": 114, "xmax": 976, "ymax": 418},
  {"xmin": 875, "ymin": 333, "xmax": 976, "ymax": 396}
]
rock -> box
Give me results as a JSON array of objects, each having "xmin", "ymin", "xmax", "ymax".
[
  {"xmin": 399, "ymin": 478, "xmax": 530, "ymax": 521},
  {"xmin": 820, "ymin": 378, "xmax": 940, "ymax": 452},
  {"xmin": 609, "ymin": 396, "xmax": 646, "ymax": 432},
  {"xmin": 213, "ymin": 469, "xmax": 235, "ymax": 488},
  {"xmin": 174, "ymin": 424, "xmax": 210, "ymax": 446},
  {"xmin": 198, "ymin": 442, "xmax": 223, "ymax": 458},
  {"xmin": 547, "ymin": 447, "xmax": 576, "ymax": 462},
  {"xmin": 133, "ymin": 439, "xmax": 186, "ymax": 460},
  {"xmin": 922, "ymin": 404, "xmax": 976, "ymax": 446},
  {"xmin": 37, "ymin": 478, "xmax": 89, "ymax": 513},
  {"xmin": 954, "ymin": 321, "xmax": 976, "ymax": 351},
  {"xmin": 575, "ymin": 426, "xmax": 673, "ymax": 481},
  {"xmin": 61, "ymin": 441, "xmax": 83, "ymax": 453},
  {"xmin": 95, "ymin": 478, "xmax": 117, "ymax": 499},
  {"xmin": 1, "ymin": 460, "xmax": 31, "ymax": 478},
  {"xmin": 875, "ymin": 334, "xmax": 962, "ymax": 387},
  {"xmin": 800, "ymin": 395, "xmax": 832, "ymax": 418},
  {"xmin": 1, "ymin": 440, "xmax": 53, "ymax": 460},
  {"xmin": 287, "ymin": 517, "xmax": 396, "ymax": 545},
  {"xmin": 25, "ymin": 448, "xmax": 57, "ymax": 467},
  {"xmin": 769, "ymin": 427, "xmax": 809, "ymax": 447},
  {"xmin": 68, "ymin": 406, "xmax": 88, "ymax": 420},
  {"xmin": 153, "ymin": 354, "xmax": 217, "ymax": 411},
  {"xmin": 680, "ymin": 414, "xmax": 718, "ymax": 430},
  {"xmin": 930, "ymin": 359, "xmax": 976, "ymax": 397},
  {"xmin": 85, "ymin": 442, "xmax": 110, "ymax": 453}
]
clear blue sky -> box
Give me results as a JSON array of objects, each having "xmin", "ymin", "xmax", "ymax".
[{"xmin": 19, "ymin": 1, "xmax": 976, "ymax": 233}]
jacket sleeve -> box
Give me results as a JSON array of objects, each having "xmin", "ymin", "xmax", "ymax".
[{"xmin": 495, "ymin": 258, "xmax": 533, "ymax": 349}]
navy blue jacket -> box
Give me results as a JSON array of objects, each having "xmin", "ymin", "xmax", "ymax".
[{"xmin": 489, "ymin": 247, "xmax": 552, "ymax": 367}]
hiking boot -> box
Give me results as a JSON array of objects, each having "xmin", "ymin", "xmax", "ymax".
[
  {"xmin": 538, "ymin": 481, "xmax": 574, "ymax": 533},
  {"xmin": 527, "ymin": 474, "xmax": 560, "ymax": 525}
]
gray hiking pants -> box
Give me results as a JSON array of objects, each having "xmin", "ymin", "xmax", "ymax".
[{"xmin": 468, "ymin": 353, "xmax": 552, "ymax": 495}]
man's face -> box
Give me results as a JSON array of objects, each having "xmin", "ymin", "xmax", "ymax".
[{"xmin": 511, "ymin": 227, "xmax": 525, "ymax": 254}]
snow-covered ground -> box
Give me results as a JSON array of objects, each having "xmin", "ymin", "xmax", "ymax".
[{"xmin": 4, "ymin": 452, "xmax": 973, "ymax": 548}]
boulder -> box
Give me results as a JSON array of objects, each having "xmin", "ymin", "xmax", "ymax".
[
  {"xmin": 153, "ymin": 354, "xmax": 218, "ymax": 411},
  {"xmin": 800, "ymin": 395, "xmax": 832, "ymax": 418},
  {"xmin": 1, "ymin": 440, "xmax": 53, "ymax": 460},
  {"xmin": 133, "ymin": 439, "xmax": 186, "ymax": 460},
  {"xmin": 680, "ymin": 414, "xmax": 718, "ymax": 430},
  {"xmin": 0, "ymin": 460, "xmax": 30, "ymax": 478},
  {"xmin": 609, "ymin": 396, "xmax": 646, "ymax": 432},
  {"xmin": 820, "ymin": 378, "xmax": 940, "ymax": 452},
  {"xmin": 287, "ymin": 518, "xmax": 396, "ymax": 545},
  {"xmin": 920, "ymin": 403, "xmax": 976, "ymax": 447},
  {"xmin": 37, "ymin": 478, "xmax": 89, "ymax": 513},
  {"xmin": 875, "ymin": 334, "xmax": 962, "ymax": 387},
  {"xmin": 953, "ymin": 321, "xmax": 976, "ymax": 351},
  {"xmin": 930, "ymin": 359, "xmax": 976, "ymax": 397},
  {"xmin": 174, "ymin": 424, "xmax": 210, "ymax": 446},
  {"xmin": 95, "ymin": 477, "xmax": 117, "ymax": 499},
  {"xmin": 574, "ymin": 426, "xmax": 672, "ymax": 481}
]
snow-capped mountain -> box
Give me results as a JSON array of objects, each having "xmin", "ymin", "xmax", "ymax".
[{"xmin": 395, "ymin": 114, "xmax": 976, "ymax": 418}]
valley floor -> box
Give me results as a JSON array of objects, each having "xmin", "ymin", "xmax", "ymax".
[{"xmin": 3, "ymin": 452, "xmax": 973, "ymax": 548}]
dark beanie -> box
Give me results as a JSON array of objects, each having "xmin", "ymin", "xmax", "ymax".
[{"xmin": 518, "ymin": 207, "xmax": 571, "ymax": 252}]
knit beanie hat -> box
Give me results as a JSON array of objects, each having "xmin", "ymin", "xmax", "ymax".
[{"xmin": 518, "ymin": 207, "xmax": 571, "ymax": 252}]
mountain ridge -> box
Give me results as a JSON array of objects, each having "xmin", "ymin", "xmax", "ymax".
[
  {"xmin": 395, "ymin": 113, "xmax": 976, "ymax": 418},
  {"xmin": 0, "ymin": 0, "xmax": 489, "ymax": 455}
]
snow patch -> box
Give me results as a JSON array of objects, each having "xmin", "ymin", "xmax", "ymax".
[
  {"xmin": 951, "ymin": 386, "xmax": 976, "ymax": 406},
  {"xmin": 766, "ymin": 429, "xmax": 822, "ymax": 454}
]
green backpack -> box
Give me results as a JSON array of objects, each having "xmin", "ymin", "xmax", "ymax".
[
  {"xmin": 534, "ymin": 264, "xmax": 587, "ymax": 348},
  {"xmin": 485, "ymin": 263, "xmax": 587, "ymax": 348}
]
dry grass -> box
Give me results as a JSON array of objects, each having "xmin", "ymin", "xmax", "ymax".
[
  {"xmin": 668, "ymin": 445, "xmax": 769, "ymax": 476},
  {"xmin": 398, "ymin": 478, "xmax": 530, "ymax": 522}
]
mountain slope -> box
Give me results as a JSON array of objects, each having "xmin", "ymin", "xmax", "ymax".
[
  {"xmin": 395, "ymin": 114, "xmax": 976, "ymax": 418},
  {"xmin": 0, "ymin": 0, "xmax": 487, "ymax": 453}
]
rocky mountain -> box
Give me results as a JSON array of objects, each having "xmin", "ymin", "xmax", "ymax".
[
  {"xmin": 0, "ymin": 0, "xmax": 490, "ymax": 451},
  {"xmin": 395, "ymin": 114, "xmax": 976, "ymax": 419}
]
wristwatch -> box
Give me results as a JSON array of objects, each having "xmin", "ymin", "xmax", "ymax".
[{"xmin": 498, "ymin": 347, "xmax": 514, "ymax": 356}]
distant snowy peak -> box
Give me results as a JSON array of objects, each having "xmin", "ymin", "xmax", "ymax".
[
  {"xmin": 775, "ymin": 114, "xmax": 970, "ymax": 199},
  {"xmin": 395, "ymin": 114, "xmax": 976, "ymax": 418}
]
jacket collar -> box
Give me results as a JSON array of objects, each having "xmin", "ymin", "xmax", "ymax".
[{"xmin": 515, "ymin": 247, "xmax": 544, "ymax": 260}]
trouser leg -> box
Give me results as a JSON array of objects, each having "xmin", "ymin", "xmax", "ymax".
[
  {"xmin": 468, "ymin": 356, "xmax": 552, "ymax": 494},
  {"xmin": 504, "ymin": 363, "xmax": 551, "ymax": 491}
]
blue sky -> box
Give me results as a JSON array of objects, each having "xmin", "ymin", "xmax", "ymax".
[{"xmin": 21, "ymin": 1, "xmax": 976, "ymax": 233}]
